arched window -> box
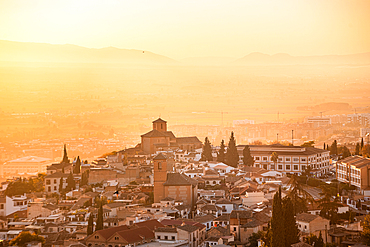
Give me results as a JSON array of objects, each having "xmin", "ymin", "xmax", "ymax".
[{"xmin": 158, "ymin": 162, "xmax": 162, "ymax": 170}]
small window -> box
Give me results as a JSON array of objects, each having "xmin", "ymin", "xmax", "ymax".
[
  {"xmin": 165, "ymin": 236, "xmax": 168, "ymax": 240},
  {"xmin": 157, "ymin": 236, "xmax": 160, "ymax": 239},
  {"xmin": 95, "ymin": 236, "xmax": 99, "ymax": 239},
  {"xmin": 294, "ymin": 165, "xmax": 299, "ymax": 170},
  {"xmin": 278, "ymin": 165, "xmax": 283, "ymax": 170},
  {"xmin": 263, "ymin": 157, "xmax": 268, "ymax": 161},
  {"xmin": 286, "ymin": 165, "xmax": 291, "ymax": 170},
  {"xmin": 286, "ymin": 158, "xmax": 291, "ymax": 162},
  {"xmin": 255, "ymin": 157, "xmax": 260, "ymax": 161},
  {"xmin": 158, "ymin": 162, "xmax": 162, "ymax": 170},
  {"xmin": 172, "ymin": 236, "xmax": 175, "ymax": 240}
]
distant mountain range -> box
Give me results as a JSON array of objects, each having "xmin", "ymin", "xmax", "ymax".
[
  {"xmin": 0, "ymin": 40, "xmax": 176, "ymax": 65},
  {"xmin": 233, "ymin": 52, "xmax": 370, "ymax": 65},
  {"xmin": 1, "ymin": 40, "xmax": 370, "ymax": 66}
]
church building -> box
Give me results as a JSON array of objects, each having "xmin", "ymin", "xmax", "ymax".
[
  {"xmin": 153, "ymin": 153, "xmax": 198, "ymax": 207},
  {"xmin": 140, "ymin": 118, "xmax": 202, "ymax": 154}
]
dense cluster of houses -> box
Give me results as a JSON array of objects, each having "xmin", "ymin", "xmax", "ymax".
[{"xmin": 0, "ymin": 118, "xmax": 369, "ymax": 247}]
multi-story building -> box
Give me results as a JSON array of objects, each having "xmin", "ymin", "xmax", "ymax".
[
  {"xmin": 237, "ymin": 144, "xmax": 331, "ymax": 176},
  {"xmin": 44, "ymin": 172, "xmax": 69, "ymax": 194},
  {"xmin": 336, "ymin": 156, "xmax": 370, "ymax": 194},
  {"xmin": 0, "ymin": 156, "xmax": 51, "ymax": 178}
]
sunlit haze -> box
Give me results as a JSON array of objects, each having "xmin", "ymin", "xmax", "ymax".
[{"xmin": 1, "ymin": 0, "xmax": 370, "ymax": 59}]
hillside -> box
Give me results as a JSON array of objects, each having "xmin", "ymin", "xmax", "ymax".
[
  {"xmin": 0, "ymin": 40, "xmax": 177, "ymax": 65},
  {"xmin": 234, "ymin": 52, "xmax": 370, "ymax": 65}
]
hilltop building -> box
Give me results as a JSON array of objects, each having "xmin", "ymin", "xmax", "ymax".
[{"xmin": 140, "ymin": 118, "xmax": 202, "ymax": 154}]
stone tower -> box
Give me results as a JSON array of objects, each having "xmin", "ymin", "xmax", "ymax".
[
  {"xmin": 152, "ymin": 118, "xmax": 167, "ymax": 132},
  {"xmin": 153, "ymin": 153, "xmax": 168, "ymax": 202}
]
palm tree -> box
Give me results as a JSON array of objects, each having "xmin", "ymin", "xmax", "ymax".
[
  {"xmin": 270, "ymin": 152, "xmax": 279, "ymax": 170},
  {"xmin": 287, "ymin": 175, "xmax": 314, "ymax": 215}
]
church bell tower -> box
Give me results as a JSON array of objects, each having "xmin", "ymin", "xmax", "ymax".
[{"xmin": 153, "ymin": 153, "xmax": 168, "ymax": 202}]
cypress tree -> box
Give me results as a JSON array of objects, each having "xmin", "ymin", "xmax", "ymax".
[
  {"xmin": 80, "ymin": 170, "xmax": 89, "ymax": 187},
  {"xmin": 225, "ymin": 132, "xmax": 239, "ymax": 168},
  {"xmin": 62, "ymin": 144, "xmax": 69, "ymax": 163},
  {"xmin": 361, "ymin": 138, "xmax": 364, "ymax": 149},
  {"xmin": 59, "ymin": 177, "xmax": 64, "ymax": 193},
  {"xmin": 87, "ymin": 213, "xmax": 94, "ymax": 235},
  {"xmin": 66, "ymin": 172, "xmax": 75, "ymax": 191},
  {"xmin": 271, "ymin": 187, "xmax": 285, "ymax": 247},
  {"xmin": 330, "ymin": 140, "xmax": 338, "ymax": 155},
  {"xmin": 323, "ymin": 142, "xmax": 326, "ymax": 150},
  {"xmin": 314, "ymin": 231, "xmax": 324, "ymax": 247},
  {"xmin": 242, "ymin": 145, "xmax": 254, "ymax": 167},
  {"xmin": 95, "ymin": 203, "xmax": 104, "ymax": 231},
  {"xmin": 355, "ymin": 143, "xmax": 360, "ymax": 155},
  {"xmin": 201, "ymin": 137, "xmax": 213, "ymax": 161},
  {"xmin": 326, "ymin": 144, "xmax": 329, "ymax": 151},
  {"xmin": 74, "ymin": 156, "xmax": 81, "ymax": 174},
  {"xmin": 283, "ymin": 197, "xmax": 299, "ymax": 247},
  {"xmin": 217, "ymin": 140, "xmax": 226, "ymax": 162}
]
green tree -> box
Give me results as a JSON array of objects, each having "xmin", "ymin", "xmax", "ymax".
[
  {"xmin": 271, "ymin": 187, "xmax": 285, "ymax": 247},
  {"xmin": 225, "ymin": 132, "xmax": 239, "ymax": 168},
  {"xmin": 302, "ymin": 165, "xmax": 313, "ymax": 178},
  {"xmin": 62, "ymin": 144, "xmax": 70, "ymax": 163},
  {"xmin": 201, "ymin": 137, "xmax": 213, "ymax": 161},
  {"xmin": 248, "ymin": 231, "xmax": 265, "ymax": 247},
  {"xmin": 87, "ymin": 213, "xmax": 94, "ymax": 235},
  {"xmin": 314, "ymin": 231, "xmax": 324, "ymax": 247},
  {"xmin": 66, "ymin": 172, "xmax": 76, "ymax": 192},
  {"xmin": 323, "ymin": 142, "xmax": 326, "ymax": 150},
  {"xmin": 355, "ymin": 143, "xmax": 360, "ymax": 155},
  {"xmin": 362, "ymin": 214, "xmax": 370, "ymax": 246},
  {"xmin": 9, "ymin": 232, "xmax": 45, "ymax": 247},
  {"xmin": 270, "ymin": 152, "xmax": 278, "ymax": 170},
  {"xmin": 59, "ymin": 177, "xmax": 64, "ymax": 193},
  {"xmin": 283, "ymin": 197, "xmax": 299, "ymax": 247},
  {"xmin": 217, "ymin": 140, "xmax": 226, "ymax": 162},
  {"xmin": 80, "ymin": 170, "xmax": 89, "ymax": 187},
  {"xmin": 242, "ymin": 145, "xmax": 254, "ymax": 167},
  {"xmin": 301, "ymin": 141, "xmax": 315, "ymax": 147},
  {"xmin": 319, "ymin": 185, "xmax": 341, "ymax": 224},
  {"xmin": 95, "ymin": 203, "xmax": 104, "ymax": 231},
  {"xmin": 305, "ymin": 234, "xmax": 318, "ymax": 245},
  {"xmin": 74, "ymin": 156, "xmax": 81, "ymax": 174},
  {"xmin": 361, "ymin": 137, "xmax": 364, "ymax": 150},
  {"xmin": 340, "ymin": 146, "xmax": 351, "ymax": 159},
  {"xmin": 330, "ymin": 140, "xmax": 338, "ymax": 155}
]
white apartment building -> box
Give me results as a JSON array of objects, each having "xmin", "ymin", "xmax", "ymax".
[
  {"xmin": 237, "ymin": 144, "xmax": 331, "ymax": 176},
  {"xmin": 336, "ymin": 156, "xmax": 370, "ymax": 194}
]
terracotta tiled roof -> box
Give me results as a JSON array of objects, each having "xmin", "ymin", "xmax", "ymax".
[
  {"xmin": 116, "ymin": 226, "xmax": 154, "ymax": 244},
  {"xmin": 163, "ymin": 173, "xmax": 198, "ymax": 186},
  {"xmin": 153, "ymin": 153, "xmax": 167, "ymax": 160},
  {"xmin": 134, "ymin": 219, "xmax": 164, "ymax": 231},
  {"xmin": 176, "ymin": 136, "xmax": 202, "ymax": 144},
  {"xmin": 296, "ymin": 213, "xmax": 320, "ymax": 223},
  {"xmin": 216, "ymin": 198, "xmax": 233, "ymax": 204},
  {"xmin": 91, "ymin": 225, "xmax": 131, "ymax": 240},
  {"xmin": 230, "ymin": 210, "xmax": 253, "ymax": 219},
  {"xmin": 194, "ymin": 214, "xmax": 216, "ymax": 223},
  {"xmin": 153, "ymin": 118, "xmax": 167, "ymax": 123},
  {"xmin": 45, "ymin": 172, "xmax": 69, "ymax": 179},
  {"xmin": 177, "ymin": 224, "xmax": 199, "ymax": 233},
  {"xmin": 155, "ymin": 227, "xmax": 177, "ymax": 233}
]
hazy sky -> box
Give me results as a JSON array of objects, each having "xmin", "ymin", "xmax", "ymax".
[{"xmin": 1, "ymin": 0, "xmax": 369, "ymax": 59}]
